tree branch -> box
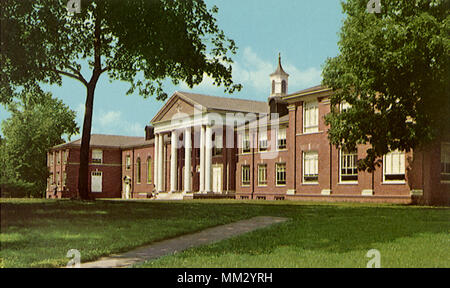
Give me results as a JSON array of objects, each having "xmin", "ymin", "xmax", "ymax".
[
  {"xmin": 100, "ymin": 66, "xmax": 109, "ymax": 74},
  {"xmin": 67, "ymin": 65, "xmax": 88, "ymax": 84},
  {"xmin": 52, "ymin": 69, "xmax": 88, "ymax": 87}
]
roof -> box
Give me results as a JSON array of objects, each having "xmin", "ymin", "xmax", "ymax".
[
  {"xmin": 177, "ymin": 91, "xmax": 269, "ymax": 114},
  {"xmin": 270, "ymin": 53, "xmax": 289, "ymax": 77},
  {"xmin": 283, "ymin": 84, "xmax": 332, "ymax": 100},
  {"xmin": 151, "ymin": 91, "xmax": 269, "ymax": 123},
  {"xmin": 52, "ymin": 134, "xmax": 149, "ymax": 150},
  {"xmin": 236, "ymin": 113, "xmax": 290, "ymax": 129}
]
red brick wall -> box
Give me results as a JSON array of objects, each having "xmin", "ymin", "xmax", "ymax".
[
  {"xmin": 47, "ymin": 146, "xmax": 122, "ymax": 199},
  {"xmin": 235, "ymin": 93, "xmax": 448, "ymax": 205}
]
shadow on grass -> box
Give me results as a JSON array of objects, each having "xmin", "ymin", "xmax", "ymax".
[{"xmin": 1, "ymin": 199, "xmax": 449, "ymax": 267}]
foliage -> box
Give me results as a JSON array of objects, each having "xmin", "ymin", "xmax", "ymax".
[
  {"xmin": 1, "ymin": 199, "xmax": 449, "ymax": 268},
  {"xmin": 322, "ymin": 0, "xmax": 450, "ymax": 170},
  {"xmin": 0, "ymin": 91, "xmax": 79, "ymax": 197},
  {"xmin": 1, "ymin": 0, "xmax": 241, "ymax": 198}
]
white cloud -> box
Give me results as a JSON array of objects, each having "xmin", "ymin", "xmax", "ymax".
[
  {"xmin": 98, "ymin": 110, "xmax": 122, "ymax": 127},
  {"xmin": 232, "ymin": 47, "xmax": 322, "ymax": 94},
  {"xmin": 74, "ymin": 105, "xmax": 145, "ymax": 137}
]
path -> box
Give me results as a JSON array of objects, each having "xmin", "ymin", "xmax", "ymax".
[{"xmin": 80, "ymin": 216, "xmax": 289, "ymax": 268}]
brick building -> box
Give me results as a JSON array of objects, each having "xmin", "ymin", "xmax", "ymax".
[
  {"xmin": 47, "ymin": 56, "xmax": 450, "ymax": 205},
  {"xmin": 47, "ymin": 135, "xmax": 146, "ymax": 199}
]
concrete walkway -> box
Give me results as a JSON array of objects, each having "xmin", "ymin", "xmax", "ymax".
[{"xmin": 80, "ymin": 216, "xmax": 289, "ymax": 268}]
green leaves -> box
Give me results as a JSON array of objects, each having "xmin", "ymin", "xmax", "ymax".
[
  {"xmin": 323, "ymin": 0, "xmax": 450, "ymax": 170},
  {"xmin": 1, "ymin": 0, "xmax": 241, "ymax": 101},
  {"xmin": 0, "ymin": 91, "xmax": 79, "ymax": 197}
]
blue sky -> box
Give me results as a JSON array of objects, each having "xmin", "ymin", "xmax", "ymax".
[{"xmin": 0, "ymin": 0, "xmax": 344, "ymax": 138}]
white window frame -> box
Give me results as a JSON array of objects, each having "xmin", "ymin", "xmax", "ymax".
[
  {"xmin": 258, "ymin": 164, "xmax": 268, "ymax": 186},
  {"xmin": 303, "ymin": 100, "xmax": 319, "ymax": 134},
  {"xmin": 340, "ymin": 101, "xmax": 351, "ymax": 112},
  {"xmin": 136, "ymin": 157, "xmax": 141, "ymax": 184},
  {"xmin": 277, "ymin": 128, "xmax": 287, "ymax": 150},
  {"xmin": 441, "ymin": 142, "xmax": 450, "ymax": 183},
  {"xmin": 383, "ymin": 150, "xmax": 406, "ymax": 183},
  {"xmin": 242, "ymin": 131, "xmax": 251, "ymax": 154},
  {"xmin": 258, "ymin": 131, "xmax": 268, "ymax": 152},
  {"xmin": 276, "ymin": 163, "xmax": 287, "ymax": 186},
  {"xmin": 241, "ymin": 165, "xmax": 251, "ymax": 187},
  {"xmin": 92, "ymin": 149, "xmax": 103, "ymax": 164},
  {"xmin": 126, "ymin": 155, "xmax": 131, "ymax": 170},
  {"xmin": 62, "ymin": 172, "xmax": 67, "ymax": 186},
  {"xmin": 303, "ymin": 151, "xmax": 318, "ymax": 184},
  {"xmin": 64, "ymin": 150, "xmax": 69, "ymax": 164},
  {"xmin": 213, "ymin": 133, "xmax": 223, "ymax": 156},
  {"xmin": 56, "ymin": 171, "xmax": 60, "ymax": 186},
  {"xmin": 340, "ymin": 150, "xmax": 358, "ymax": 183}
]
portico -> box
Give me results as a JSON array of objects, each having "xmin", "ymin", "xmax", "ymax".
[
  {"xmin": 153, "ymin": 124, "xmax": 213, "ymax": 195},
  {"xmin": 149, "ymin": 91, "xmax": 268, "ymax": 198}
]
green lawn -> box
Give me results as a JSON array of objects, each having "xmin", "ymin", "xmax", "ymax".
[{"xmin": 1, "ymin": 198, "xmax": 449, "ymax": 268}]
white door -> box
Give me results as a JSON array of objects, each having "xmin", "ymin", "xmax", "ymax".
[
  {"xmin": 91, "ymin": 171, "xmax": 102, "ymax": 193},
  {"xmin": 125, "ymin": 183, "xmax": 130, "ymax": 199},
  {"xmin": 212, "ymin": 166, "xmax": 222, "ymax": 193}
]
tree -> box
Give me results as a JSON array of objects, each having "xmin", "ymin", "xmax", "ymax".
[
  {"xmin": 322, "ymin": 0, "xmax": 449, "ymax": 170},
  {"xmin": 1, "ymin": 0, "xmax": 241, "ymax": 199},
  {"xmin": 1, "ymin": 91, "xmax": 79, "ymax": 197}
]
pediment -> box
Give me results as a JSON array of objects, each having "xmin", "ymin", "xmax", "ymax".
[{"xmin": 151, "ymin": 93, "xmax": 202, "ymax": 123}]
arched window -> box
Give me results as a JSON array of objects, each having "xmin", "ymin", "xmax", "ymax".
[
  {"xmin": 281, "ymin": 80, "xmax": 287, "ymax": 94},
  {"xmin": 272, "ymin": 80, "xmax": 275, "ymax": 94},
  {"xmin": 147, "ymin": 156, "xmax": 152, "ymax": 184},
  {"xmin": 136, "ymin": 158, "xmax": 141, "ymax": 184}
]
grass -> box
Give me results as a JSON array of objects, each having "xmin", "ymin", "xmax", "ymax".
[{"xmin": 1, "ymin": 198, "xmax": 449, "ymax": 268}]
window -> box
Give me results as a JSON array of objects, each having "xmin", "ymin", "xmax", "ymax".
[
  {"xmin": 277, "ymin": 128, "xmax": 287, "ymax": 150},
  {"xmin": 281, "ymin": 80, "xmax": 287, "ymax": 94},
  {"xmin": 340, "ymin": 150, "xmax": 358, "ymax": 182},
  {"xmin": 383, "ymin": 150, "xmax": 405, "ymax": 182},
  {"xmin": 92, "ymin": 149, "xmax": 103, "ymax": 164},
  {"xmin": 303, "ymin": 151, "xmax": 318, "ymax": 183},
  {"xmin": 48, "ymin": 173, "xmax": 53, "ymax": 188},
  {"xmin": 441, "ymin": 143, "xmax": 450, "ymax": 181},
  {"xmin": 63, "ymin": 150, "xmax": 69, "ymax": 164},
  {"xmin": 213, "ymin": 133, "xmax": 223, "ymax": 156},
  {"xmin": 241, "ymin": 165, "xmax": 250, "ymax": 186},
  {"xmin": 258, "ymin": 164, "xmax": 267, "ymax": 186},
  {"xmin": 136, "ymin": 158, "xmax": 141, "ymax": 184},
  {"xmin": 259, "ymin": 131, "xmax": 268, "ymax": 152},
  {"xmin": 340, "ymin": 101, "xmax": 351, "ymax": 112},
  {"xmin": 48, "ymin": 153, "xmax": 53, "ymax": 166},
  {"xmin": 62, "ymin": 172, "xmax": 67, "ymax": 186},
  {"xmin": 272, "ymin": 80, "xmax": 275, "ymax": 94},
  {"xmin": 276, "ymin": 163, "xmax": 287, "ymax": 186},
  {"xmin": 126, "ymin": 155, "xmax": 131, "ymax": 170},
  {"xmin": 303, "ymin": 100, "xmax": 319, "ymax": 133},
  {"xmin": 256, "ymin": 196, "xmax": 266, "ymax": 200},
  {"xmin": 242, "ymin": 131, "xmax": 250, "ymax": 153},
  {"xmin": 147, "ymin": 156, "xmax": 152, "ymax": 184}
]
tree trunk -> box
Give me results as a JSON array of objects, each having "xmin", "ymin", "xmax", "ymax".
[{"xmin": 77, "ymin": 83, "xmax": 96, "ymax": 200}]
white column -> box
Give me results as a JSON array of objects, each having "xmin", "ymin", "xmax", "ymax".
[
  {"xmin": 157, "ymin": 133, "xmax": 164, "ymax": 192},
  {"xmin": 205, "ymin": 126, "xmax": 212, "ymax": 193},
  {"xmin": 199, "ymin": 125, "xmax": 205, "ymax": 193},
  {"xmin": 184, "ymin": 127, "xmax": 192, "ymax": 194},
  {"xmin": 154, "ymin": 133, "xmax": 159, "ymax": 192},
  {"xmin": 170, "ymin": 130, "xmax": 178, "ymax": 193}
]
